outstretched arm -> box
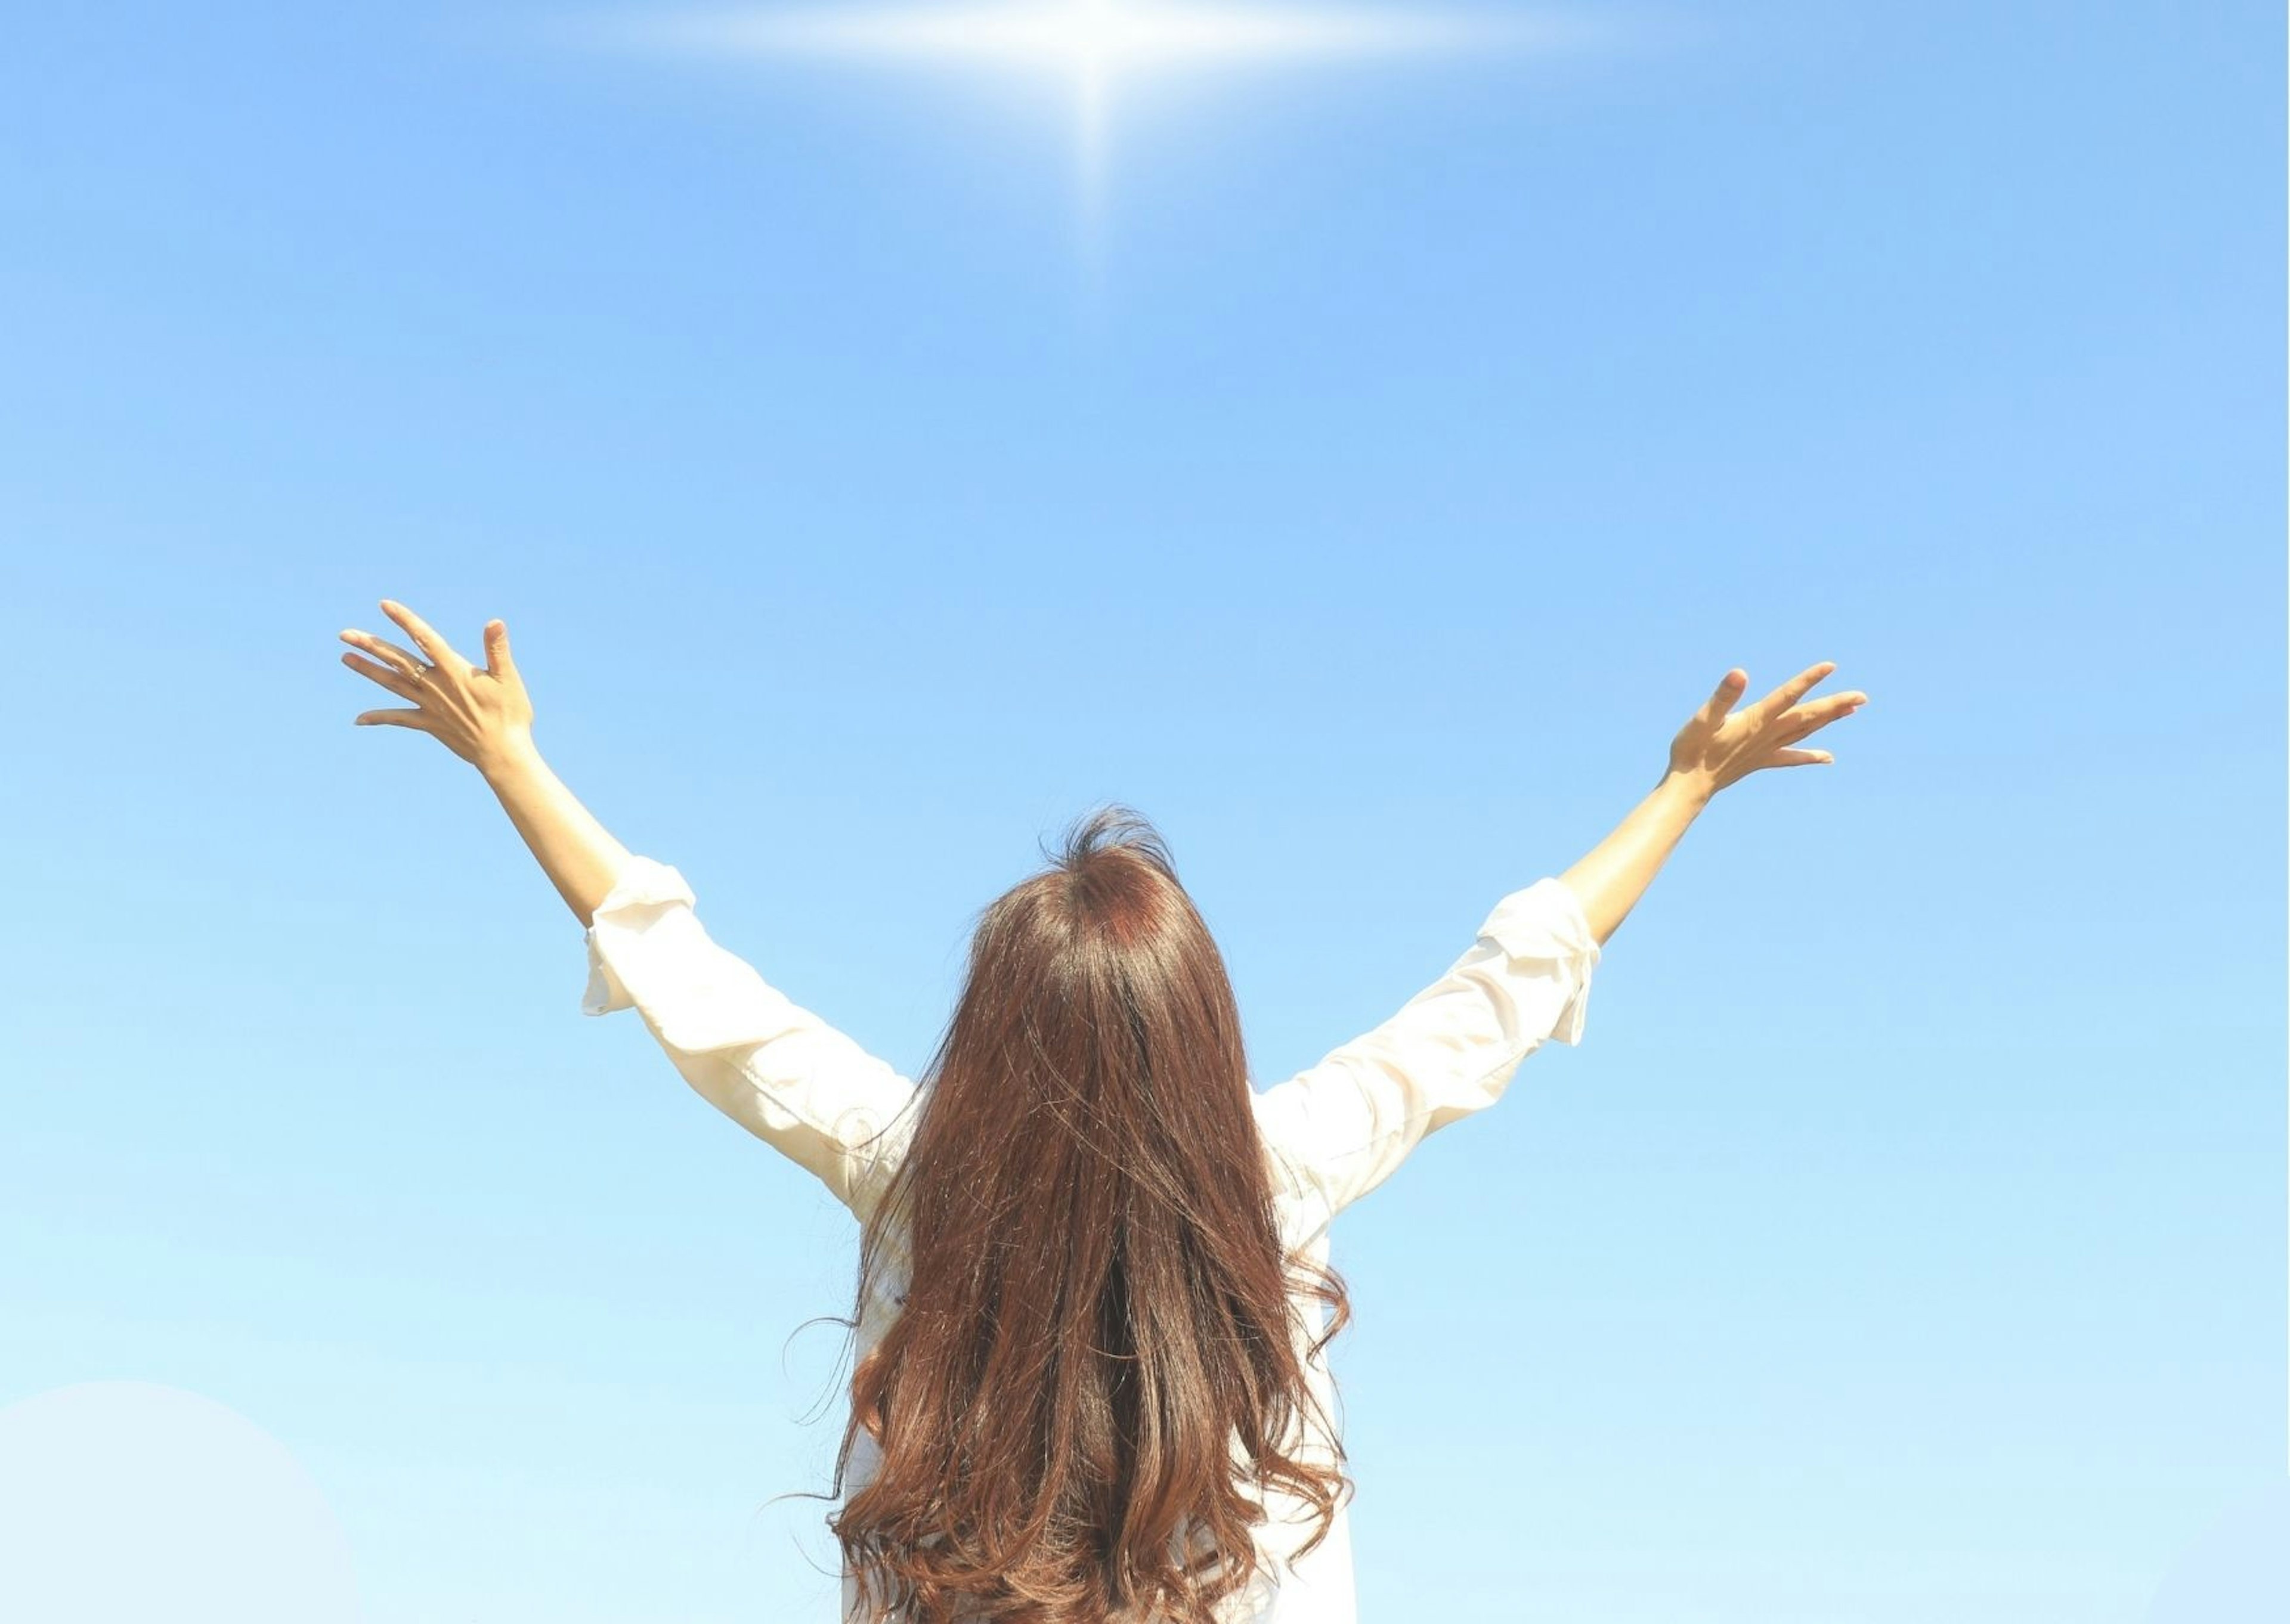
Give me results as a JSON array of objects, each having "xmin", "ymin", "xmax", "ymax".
[
  {"xmin": 1558, "ymin": 661, "xmax": 1867, "ymax": 945},
  {"xmin": 480, "ymin": 744, "xmax": 631, "ymax": 930},
  {"xmin": 1256, "ymin": 660, "xmax": 1868, "ymax": 1225},
  {"xmin": 341, "ymin": 598, "xmax": 624, "ymax": 925},
  {"xmin": 1251, "ymin": 869, "xmax": 1605, "ymax": 1225},
  {"xmin": 339, "ymin": 600, "xmax": 918, "ymax": 1216}
]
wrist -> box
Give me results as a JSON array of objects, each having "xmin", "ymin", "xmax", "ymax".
[
  {"xmin": 1656, "ymin": 767, "xmax": 1716, "ymax": 811},
  {"xmin": 477, "ymin": 729, "xmax": 544, "ymax": 784}
]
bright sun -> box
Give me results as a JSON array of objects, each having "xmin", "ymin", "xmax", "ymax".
[{"xmin": 597, "ymin": 4, "xmax": 1609, "ymax": 225}]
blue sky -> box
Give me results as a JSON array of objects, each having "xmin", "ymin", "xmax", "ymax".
[{"xmin": 1, "ymin": 2, "xmax": 2282, "ymax": 1620}]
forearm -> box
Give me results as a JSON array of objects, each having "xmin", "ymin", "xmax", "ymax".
[
  {"xmin": 478, "ymin": 734, "xmax": 636, "ymax": 929},
  {"xmin": 1556, "ymin": 770, "xmax": 1712, "ymax": 947}
]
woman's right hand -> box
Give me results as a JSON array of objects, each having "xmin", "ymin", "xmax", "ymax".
[{"xmin": 1667, "ymin": 661, "xmax": 1867, "ymax": 798}]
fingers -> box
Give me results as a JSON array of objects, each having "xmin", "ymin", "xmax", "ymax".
[
  {"xmin": 379, "ymin": 599, "xmax": 468, "ymax": 673},
  {"xmin": 340, "ymin": 649, "xmax": 424, "ymax": 699},
  {"xmin": 1775, "ymin": 690, "xmax": 1867, "ymax": 741},
  {"xmin": 353, "ymin": 708, "xmax": 434, "ymax": 731},
  {"xmin": 1756, "ymin": 660, "xmax": 1838, "ymax": 723},
  {"xmin": 1698, "ymin": 668, "xmax": 1747, "ymax": 724},
  {"xmin": 339, "ymin": 630, "xmax": 425, "ymax": 680},
  {"xmin": 1767, "ymin": 748, "xmax": 1833, "ymax": 767},
  {"xmin": 482, "ymin": 618, "xmax": 515, "ymax": 679}
]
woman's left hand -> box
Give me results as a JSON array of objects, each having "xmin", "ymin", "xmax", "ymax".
[{"xmin": 341, "ymin": 599, "xmax": 536, "ymax": 773}]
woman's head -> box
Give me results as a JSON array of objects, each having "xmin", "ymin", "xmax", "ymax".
[{"xmin": 831, "ymin": 804, "xmax": 1350, "ymax": 1623}]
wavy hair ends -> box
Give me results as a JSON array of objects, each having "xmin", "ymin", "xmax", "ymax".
[{"xmin": 827, "ymin": 803, "xmax": 1353, "ymax": 1623}]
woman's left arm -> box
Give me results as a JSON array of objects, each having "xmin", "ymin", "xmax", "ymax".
[
  {"xmin": 341, "ymin": 600, "xmax": 919, "ymax": 1216},
  {"xmin": 342, "ymin": 599, "xmax": 627, "ymax": 926}
]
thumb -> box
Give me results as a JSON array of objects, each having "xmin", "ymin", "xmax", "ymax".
[
  {"xmin": 484, "ymin": 618, "xmax": 515, "ymax": 677},
  {"xmin": 1698, "ymin": 667, "xmax": 1744, "ymax": 724}
]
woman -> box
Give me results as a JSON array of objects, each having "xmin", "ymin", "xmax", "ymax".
[{"xmin": 340, "ymin": 600, "xmax": 1865, "ymax": 1623}]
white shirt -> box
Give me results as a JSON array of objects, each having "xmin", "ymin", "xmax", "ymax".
[{"xmin": 582, "ymin": 856, "xmax": 1602, "ymax": 1622}]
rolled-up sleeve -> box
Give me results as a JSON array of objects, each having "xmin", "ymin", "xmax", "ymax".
[
  {"xmin": 1252, "ymin": 876, "xmax": 1603, "ymax": 1225},
  {"xmin": 581, "ymin": 854, "xmax": 920, "ymax": 1220}
]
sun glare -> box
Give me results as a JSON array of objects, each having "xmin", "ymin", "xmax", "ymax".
[
  {"xmin": 592, "ymin": 3, "xmax": 1617, "ymax": 240},
  {"xmin": 622, "ymin": 2, "xmax": 1508, "ymax": 67}
]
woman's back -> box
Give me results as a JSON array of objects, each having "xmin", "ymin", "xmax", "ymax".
[{"xmin": 579, "ymin": 816, "xmax": 1602, "ymax": 1622}]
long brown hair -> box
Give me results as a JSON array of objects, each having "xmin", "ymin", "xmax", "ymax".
[{"xmin": 827, "ymin": 804, "xmax": 1352, "ymax": 1622}]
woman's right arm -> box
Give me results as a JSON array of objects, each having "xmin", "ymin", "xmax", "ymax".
[
  {"xmin": 1557, "ymin": 770, "xmax": 1709, "ymax": 950},
  {"xmin": 1559, "ymin": 661, "xmax": 1867, "ymax": 946},
  {"xmin": 1255, "ymin": 660, "xmax": 1868, "ymax": 1222}
]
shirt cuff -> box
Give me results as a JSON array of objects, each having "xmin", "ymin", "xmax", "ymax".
[
  {"xmin": 581, "ymin": 855, "xmax": 699, "ymax": 1017},
  {"xmin": 1473, "ymin": 875, "xmax": 1604, "ymax": 1046}
]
